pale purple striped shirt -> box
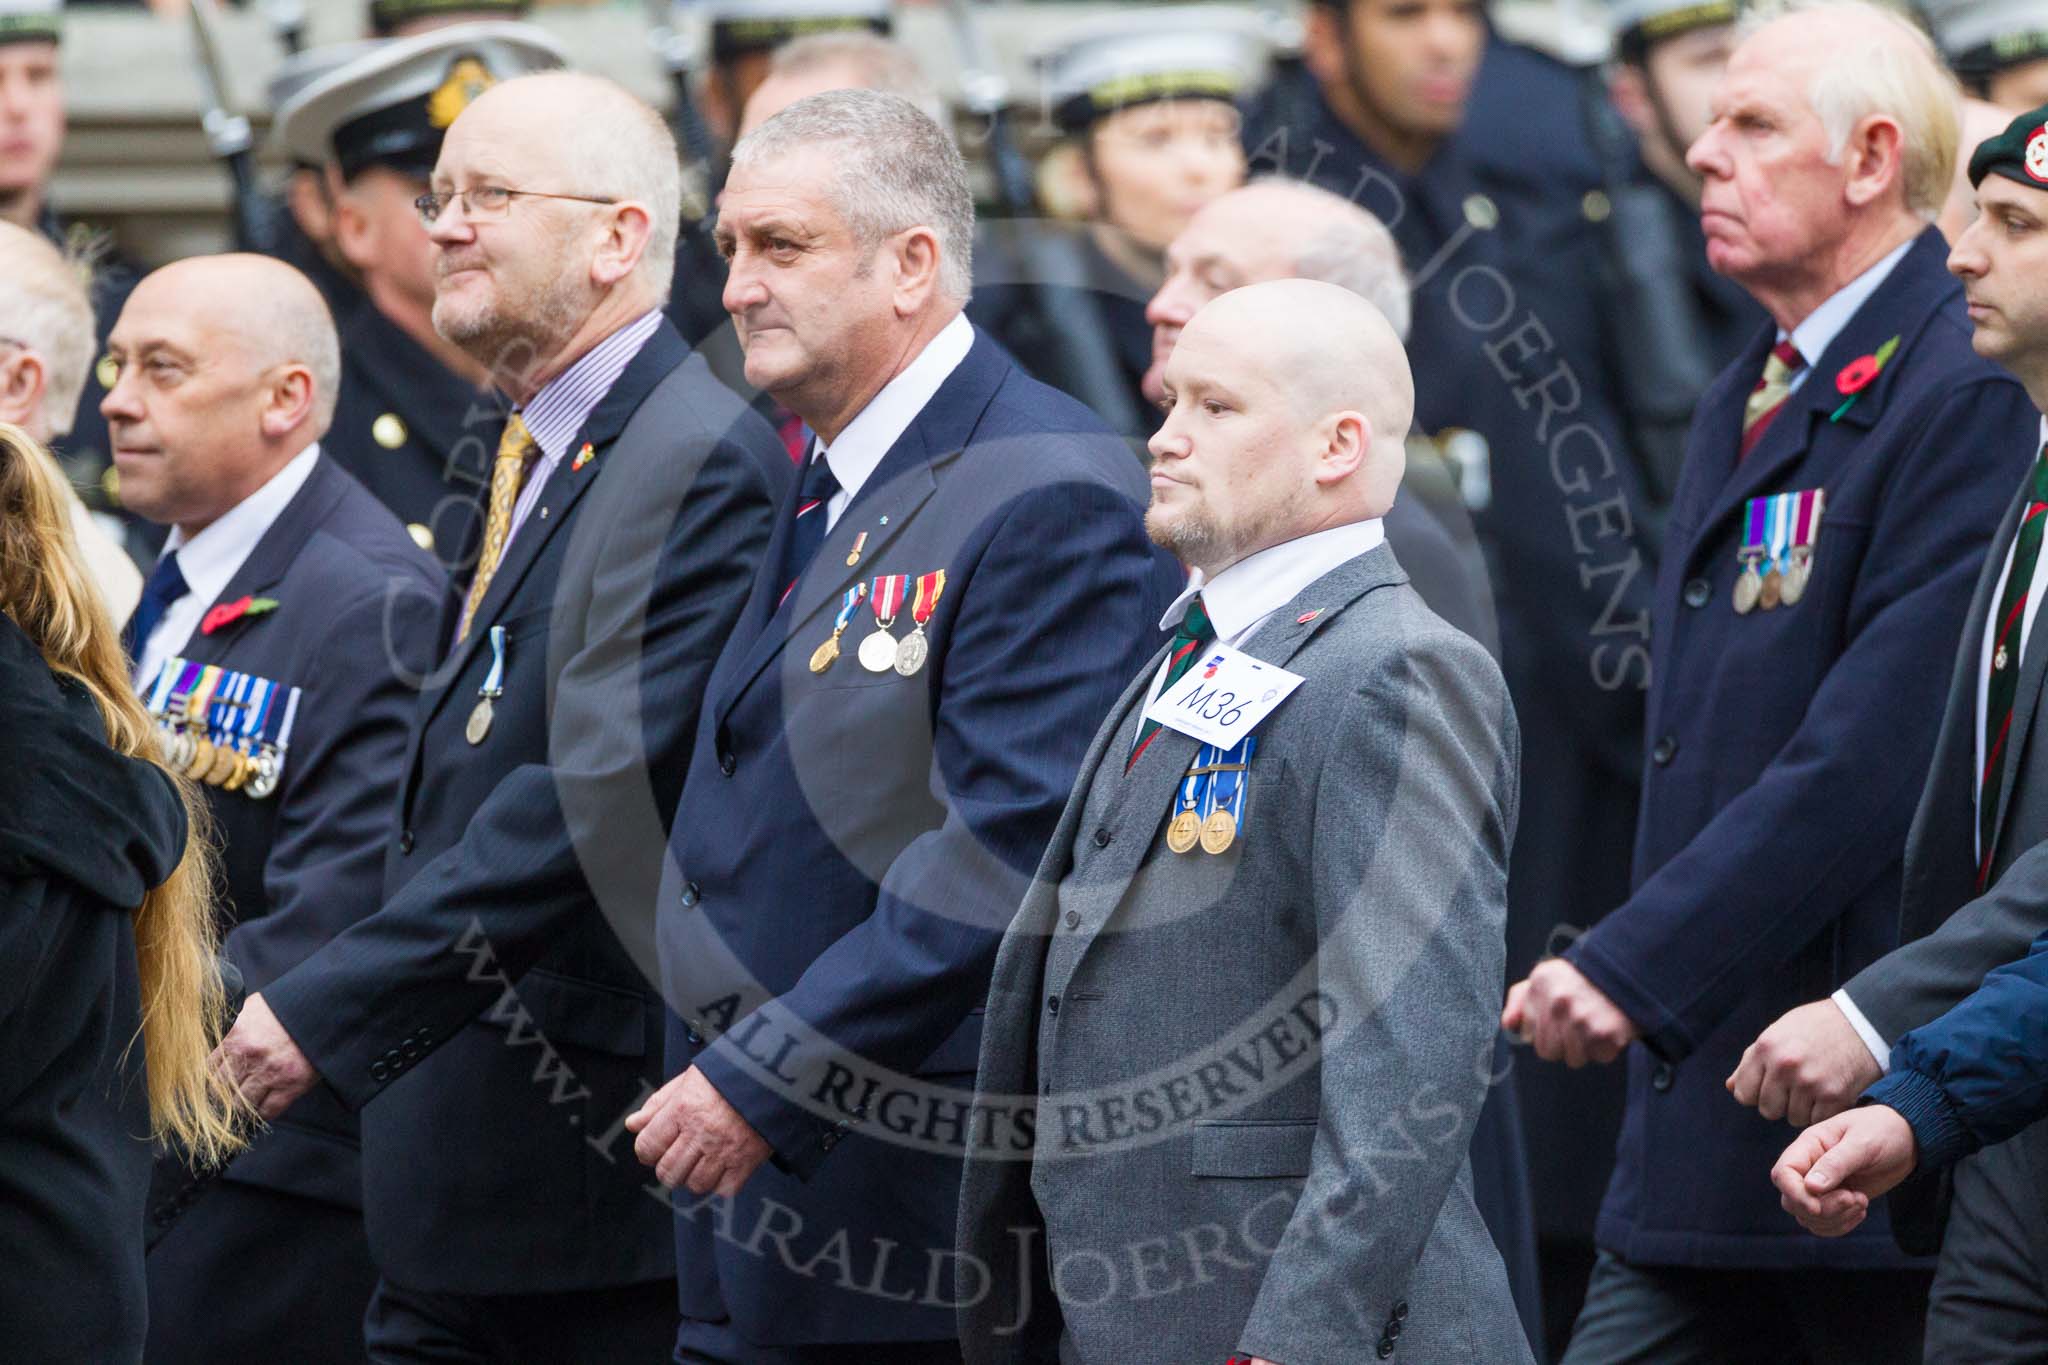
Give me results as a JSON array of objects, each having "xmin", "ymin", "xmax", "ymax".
[{"xmin": 502, "ymin": 308, "xmax": 664, "ymax": 550}]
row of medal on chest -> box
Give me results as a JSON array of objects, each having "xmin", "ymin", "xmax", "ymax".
[
  {"xmin": 809, "ymin": 570, "xmax": 945, "ymax": 677},
  {"xmin": 143, "ymin": 659, "xmax": 300, "ymax": 800},
  {"xmin": 1733, "ymin": 488, "xmax": 1824, "ymax": 615}
]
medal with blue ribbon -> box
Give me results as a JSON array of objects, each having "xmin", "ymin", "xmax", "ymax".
[
  {"xmin": 246, "ymin": 682, "xmax": 300, "ymax": 800},
  {"xmin": 1164, "ymin": 735, "xmax": 1257, "ymax": 856},
  {"xmin": 468, "ymin": 624, "xmax": 507, "ymax": 746},
  {"xmin": 810, "ymin": 582, "xmax": 869, "ymax": 674},
  {"xmin": 1760, "ymin": 493, "xmax": 1792, "ymax": 610}
]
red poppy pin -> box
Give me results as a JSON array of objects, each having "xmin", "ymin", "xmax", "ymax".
[
  {"xmin": 200, "ymin": 595, "xmax": 279, "ymax": 636},
  {"xmin": 1830, "ymin": 334, "xmax": 1900, "ymax": 422},
  {"xmin": 572, "ymin": 442, "xmax": 596, "ymax": 472}
]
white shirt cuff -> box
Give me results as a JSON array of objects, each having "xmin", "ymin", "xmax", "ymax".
[{"xmin": 1831, "ymin": 988, "xmax": 1891, "ymax": 1075}]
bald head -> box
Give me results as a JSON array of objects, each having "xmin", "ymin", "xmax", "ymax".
[
  {"xmin": 0, "ymin": 220, "xmax": 93, "ymax": 441},
  {"xmin": 1148, "ymin": 280, "xmax": 1412, "ymax": 573},
  {"xmin": 101, "ymin": 255, "xmax": 339, "ymax": 533},
  {"xmin": 448, "ymin": 73, "xmax": 680, "ymax": 299},
  {"xmin": 142, "ymin": 254, "xmax": 341, "ymax": 429}
]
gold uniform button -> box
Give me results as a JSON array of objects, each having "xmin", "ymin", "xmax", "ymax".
[
  {"xmin": 1462, "ymin": 193, "xmax": 1499, "ymax": 231},
  {"xmin": 407, "ymin": 522, "xmax": 435, "ymax": 551},
  {"xmin": 96, "ymin": 354, "xmax": 119, "ymax": 389},
  {"xmin": 1582, "ymin": 189, "xmax": 1612, "ymax": 223},
  {"xmin": 373, "ymin": 413, "xmax": 409, "ymax": 449}
]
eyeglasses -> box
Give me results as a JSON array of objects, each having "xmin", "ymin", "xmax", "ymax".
[{"xmin": 414, "ymin": 186, "xmax": 618, "ymax": 226}]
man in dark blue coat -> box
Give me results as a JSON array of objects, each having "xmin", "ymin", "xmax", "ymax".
[
  {"xmin": 1505, "ymin": 8, "xmax": 2041, "ymax": 1360},
  {"xmin": 623, "ymin": 89, "xmax": 1182, "ymax": 1362},
  {"xmin": 212, "ymin": 73, "xmax": 788, "ymax": 1361},
  {"xmin": 1742, "ymin": 101, "xmax": 2048, "ymax": 1361},
  {"xmin": 90, "ymin": 252, "xmax": 444, "ymax": 1365}
]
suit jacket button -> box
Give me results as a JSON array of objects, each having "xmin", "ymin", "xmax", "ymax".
[
  {"xmin": 1683, "ymin": 577, "xmax": 1712, "ymax": 609},
  {"xmin": 1064, "ymin": 911, "xmax": 1080, "ymax": 929},
  {"xmin": 685, "ymin": 1027, "xmax": 704, "ymax": 1046},
  {"xmin": 401, "ymin": 1041, "xmax": 421, "ymax": 1060},
  {"xmin": 1377, "ymin": 1341, "xmax": 1395, "ymax": 1359},
  {"xmin": 1046, "ymin": 994, "xmax": 1060, "ymax": 1015},
  {"xmin": 1652, "ymin": 1062, "xmax": 1675, "ymax": 1092},
  {"xmin": 718, "ymin": 751, "xmax": 736, "ymax": 777},
  {"xmin": 370, "ymin": 1061, "xmax": 391, "ymax": 1081},
  {"xmin": 1387, "ymin": 1317, "xmax": 1403, "ymax": 1338},
  {"xmin": 1392, "ymin": 1301, "xmax": 1408, "ymax": 1321},
  {"xmin": 680, "ymin": 881, "xmax": 701, "ymax": 908},
  {"xmin": 399, "ymin": 829, "xmax": 415, "ymax": 855},
  {"xmin": 1092, "ymin": 827, "xmax": 1111, "ymax": 848},
  {"xmin": 1651, "ymin": 736, "xmax": 1678, "ymax": 766}
]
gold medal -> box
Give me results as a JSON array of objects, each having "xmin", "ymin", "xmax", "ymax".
[
  {"xmin": 1166, "ymin": 809, "xmax": 1201, "ymax": 854},
  {"xmin": 223, "ymin": 749, "xmax": 252, "ymax": 792},
  {"xmin": 858, "ymin": 628, "xmax": 899, "ymax": 672},
  {"xmin": 373, "ymin": 413, "xmax": 408, "ymax": 449},
  {"xmin": 466, "ymin": 696, "xmax": 494, "ymax": 745},
  {"xmin": 809, "ymin": 636, "xmax": 841, "ymax": 674},
  {"xmin": 1733, "ymin": 570, "xmax": 1760, "ymax": 614},
  {"xmin": 204, "ymin": 740, "xmax": 240, "ymax": 786},
  {"xmin": 1199, "ymin": 808, "xmax": 1238, "ymax": 855},
  {"xmin": 1759, "ymin": 567, "xmax": 1783, "ymax": 610},
  {"xmin": 185, "ymin": 734, "xmax": 216, "ymax": 780},
  {"xmin": 893, "ymin": 627, "xmax": 930, "ymax": 677}
]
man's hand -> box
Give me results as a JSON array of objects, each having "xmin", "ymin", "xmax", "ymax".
[
  {"xmin": 626, "ymin": 1066, "xmax": 773, "ymax": 1196},
  {"xmin": 1770, "ymin": 1106, "xmax": 1919, "ymax": 1237},
  {"xmin": 1728, "ymin": 998, "xmax": 1883, "ymax": 1126},
  {"xmin": 1502, "ymin": 958, "xmax": 1638, "ymax": 1067},
  {"xmin": 211, "ymin": 992, "xmax": 319, "ymax": 1121}
]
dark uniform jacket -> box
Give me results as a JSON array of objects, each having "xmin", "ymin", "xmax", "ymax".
[
  {"xmin": 0, "ymin": 614, "xmax": 186, "ymax": 1365},
  {"xmin": 144, "ymin": 454, "xmax": 444, "ymax": 1225},
  {"xmin": 661, "ymin": 328, "xmax": 1184, "ymax": 1346},
  {"xmin": 1565, "ymin": 227, "xmax": 2039, "ymax": 1268},
  {"xmin": 263, "ymin": 321, "xmax": 788, "ymax": 1294}
]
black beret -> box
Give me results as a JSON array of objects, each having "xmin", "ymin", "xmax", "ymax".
[{"xmin": 1969, "ymin": 102, "xmax": 2048, "ymax": 190}]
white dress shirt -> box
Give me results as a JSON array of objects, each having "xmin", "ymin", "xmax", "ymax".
[
  {"xmin": 1141, "ymin": 518, "xmax": 1388, "ymax": 713},
  {"xmin": 1834, "ymin": 413, "xmax": 2048, "ymax": 1072},
  {"xmin": 814, "ymin": 311, "xmax": 974, "ymax": 530},
  {"xmin": 1781, "ymin": 238, "xmax": 1914, "ymax": 392},
  {"xmin": 134, "ymin": 442, "xmax": 321, "ymax": 688}
]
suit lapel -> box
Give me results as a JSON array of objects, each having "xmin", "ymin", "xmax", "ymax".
[
  {"xmin": 174, "ymin": 455, "xmax": 349, "ymax": 672},
  {"xmin": 430, "ymin": 321, "xmax": 690, "ymax": 702},
  {"xmin": 1698, "ymin": 229, "xmax": 1951, "ymax": 540},
  {"xmin": 1060, "ymin": 544, "xmax": 1412, "ymax": 968},
  {"xmin": 711, "ymin": 331, "xmax": 1009, "ymax": 724},
  {"xmin": 1995, "ymin": 489, "xmax": 2048, "ymax": 849}
]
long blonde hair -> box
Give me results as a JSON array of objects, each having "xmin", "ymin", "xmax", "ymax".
[{"xmin": 0, "ymin": 422, "xmax": 246, "ymax": 1162}]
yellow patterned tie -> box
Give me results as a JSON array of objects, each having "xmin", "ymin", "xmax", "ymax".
[
  {"xmin": 1741, "ymin": 341, "xmax": 1806, "ymax": 456},
  {"xmin": 458, "ymin": 413, "xmax": 538, "ymax": 642}
]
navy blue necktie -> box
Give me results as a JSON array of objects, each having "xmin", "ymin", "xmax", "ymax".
[
  {"xmin": 778, "ymin": 450, "xmax": 841, "ymax": 606},
  {"xmin": 123, "ymin": 549, "xmax": 189, "ymax": 664}
]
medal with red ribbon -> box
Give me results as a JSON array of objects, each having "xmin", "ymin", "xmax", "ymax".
[
  {"xmin": 892, "ymin": 570, "xmax": 946, "ymax": 676},
  {"xmin": 858, "ymin": 573, "xmax": 909, "ymax": 672}
]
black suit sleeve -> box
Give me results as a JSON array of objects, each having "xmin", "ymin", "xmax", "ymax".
[{"xmin": 264, "ymin": 429, "xmax": 779, "ymax": 1110}]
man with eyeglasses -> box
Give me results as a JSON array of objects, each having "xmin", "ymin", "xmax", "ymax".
[
  {"xmin": 276, "ymin": 23, "xmax": 563, "ymax": 584},
  {"xmin": 212, "ymin": 69, "xmax": 789, "ymax": 1362}
]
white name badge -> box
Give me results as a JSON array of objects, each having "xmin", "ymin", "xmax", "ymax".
[{"xmin": 1142, "ymin": 643, "xmax": 1306, "ymax": 748}]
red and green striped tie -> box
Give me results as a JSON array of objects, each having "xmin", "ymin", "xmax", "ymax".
[
  {"xmin": 1979, "ymin": 445, "xmax": 2048, "ymax": 887},
  {"xmin": 1128, "ymin": 596, "xmax": 1213, "ymax": 771}
]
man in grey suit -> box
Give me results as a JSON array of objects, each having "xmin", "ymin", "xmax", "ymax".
[
  {"xmin": 957, "ymin": 280, "xmax": 1531, "ymax": 1365},
  {"xmin": 1733, "ymin": 102, "xmax": 2048, "ymax": 1359}
]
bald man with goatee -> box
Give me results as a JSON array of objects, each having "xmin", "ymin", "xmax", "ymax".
[
  {"xmin": 105, "ymin": 253, "xmax": 445, "ymax": 1365},
  {"xmin": 959, "ymin": 280, "xmax": 1532, "ymax": 1365}
]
